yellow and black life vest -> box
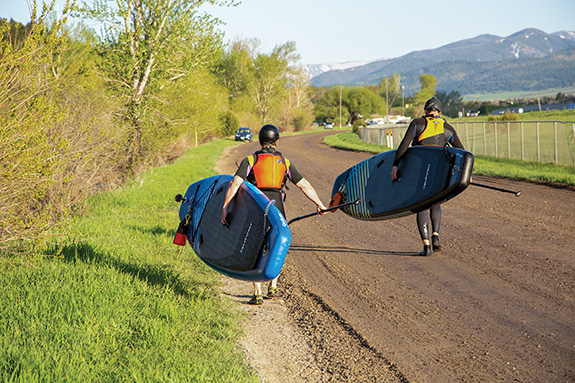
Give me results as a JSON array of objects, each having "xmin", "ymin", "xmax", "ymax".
[
  {"xmin": 247, "ymin": 153, "xmax": 290, "ymax": 190},
  {"xmin": 416, "ymin": 117, "xmax": 446, "ymax": 146}
]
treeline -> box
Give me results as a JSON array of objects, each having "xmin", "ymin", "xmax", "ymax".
[
  {"xmin": 0, "ymin": 0, "xmax": 313, "ymax": 257},
  {"xmin": 311, "ymin": 73, "xmax": 441, "ymax": 125}
]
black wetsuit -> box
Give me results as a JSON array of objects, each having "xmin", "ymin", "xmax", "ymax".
[{"xmin": 393, "ymin": 115, "xmax": 465, "ymax": 241}]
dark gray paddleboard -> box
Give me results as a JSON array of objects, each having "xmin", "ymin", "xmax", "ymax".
[{"xmin": 331, "ymin": 146, "xmax": 473, "ymax": 220}]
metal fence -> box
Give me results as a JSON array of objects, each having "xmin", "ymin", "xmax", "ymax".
[{"xmin": 357, "ymin": 121, "xmax": 575, "ymax": 167}]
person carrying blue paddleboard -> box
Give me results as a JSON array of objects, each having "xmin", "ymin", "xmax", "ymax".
[
  {"xmin": 222, "ymin": 124, "xmax": 327, "ymax": 305},
  {"xmin": 391, "ymin": 97, "xmax": 465, "ymax": 256}
]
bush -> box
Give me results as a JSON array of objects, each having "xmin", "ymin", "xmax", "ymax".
[
  {"xmin": 488, "ymin": 111, "xmax": 519, "ymax": 121},
  {"xmin": 292, "ymin": 111, "xmax": 310, "ymax": 132},
  {"xmin": 219, "ymin": 111, "xmax": 240, "ymax": 137},
  {"xmin": 352, "ymin": 119, "xmax": 366, "ymax": 135}
]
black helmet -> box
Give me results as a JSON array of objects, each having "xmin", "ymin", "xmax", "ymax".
[
  {"xmin": 258, "ymin": 124, "xmax": 280, "ymax": 145},
  {"xmin": 424, "ymin": 97, "xmax": 442, "ymax": 112}
]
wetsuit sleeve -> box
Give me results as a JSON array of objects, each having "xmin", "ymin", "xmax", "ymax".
[
  {"xmin": 444, "ymin": 123, "xmax": 465, "ymax": 150},
  {"xmin": 234, "ymin": 157, "xmax": 251, "ymax": 180},
  {"xmin": 286, "ymin": 160, "xmax": 304, "ymax": 185},
  {"xmin": 393, "ymin": 120, "xmax": 418, "ymax": 166}
]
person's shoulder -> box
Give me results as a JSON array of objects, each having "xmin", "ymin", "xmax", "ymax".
[{"xmin": 412, "ymin": 116, "xmax": 427, "ymax": 124}]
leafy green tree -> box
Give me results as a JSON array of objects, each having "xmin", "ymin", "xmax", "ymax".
[
  {"xmin": 378, "ymin": 73, "xmax": 401, "ymax": 116},
  {"xmin": 278, "ymin": 64, "xmax": 314, "ymax": 130},
  {"xmin": 347, "ymin": 86, "xmax": 384, "ymax": 121},
  {"xmin": 157, "ymin": 67, "xmax": 228, "ymax": 145},
  {"xmin": 436, "ymin": 90, "xmax": 463, "ymax": 118},
  {"xmin": 250, "ymin": 41, "xmax": 299, "ymax": 123},
  {"xmin": 410, "ymin": 74, "xmax": 437, "ymax": 117},
  {"xmin": 216, "ymin": 38, "xmax": 257, "ymax": 105},
  {"xmin": 78, "ymin": 0, "xmax": 236, "ymax": 172},
  {"xmin": 312, "ymin": 86, "xmax": 343, "ymax": 123}
]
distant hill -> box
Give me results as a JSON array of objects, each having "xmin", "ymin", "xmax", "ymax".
[{"xmin": 309, "ymin": 29, "xmax": 575, "ymax": 97}]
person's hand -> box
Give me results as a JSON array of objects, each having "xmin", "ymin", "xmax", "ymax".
[
  {"xmin": 317, "ymin": 203, "xmax": 328, "ymax": 215},
  {"xmin": 221, "ymin": 208, "xmax": 229, "ymax": 226},
  {"xmin": 391, "ymin": 166, "xmax": 398, "ymax": 181}
]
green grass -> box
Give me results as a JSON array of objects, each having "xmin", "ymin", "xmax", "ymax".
[
  {"xmin": 463, "ymin": 87, "xmax": 575, "ymax": 102},
  {"xmin": 323, "ymin": 131, "xmax": 389, "ymax": 153},
  {"xmin": 322, "ymin": 132, "xmax": 575, "ymax": 186},
  {"xmin": 0, "ymin": 139, "xmax": 258, "ymax": 382},
  {"xmin": 450, "ymin": 109, "xmax": 575, "ymax": 123}
]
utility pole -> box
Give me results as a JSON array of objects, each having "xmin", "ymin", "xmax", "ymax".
[
  {"xmin": 402, "ymin": 84, "xmax": 405, "ymax": 117},
  {"xmin": 386, "ymin": 80, "xmax": 389, "ymax": 123},
  {"xmin": 339, "ymin": 84, "xmax": 342, "ymax": 129}
]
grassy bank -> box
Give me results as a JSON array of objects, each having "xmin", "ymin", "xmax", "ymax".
[
  {"xmin": 323, "ymin": 132, "xmax": 575, "ymax": 186},
  {"xmin": 0, "ymin": 139, "xmax": 258, "ymax": 382}
]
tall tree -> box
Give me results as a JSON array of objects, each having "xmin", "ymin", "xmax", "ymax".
[
  {"xmin": 436, "ymin": 90, "xmax": 463, "ymax": 118},
  {"xmin": 412, "ymin": 74, "xmax": 437, "ymax": 117},
  {"xmin": 216, "ymin": 38, "xmax": 257, "ymax": 104},
  {"xmin": 250, "ymin": 41, "xmax": 299, "ymax": 123},
  {"xmin": 78, "ymin": 0, "xmax": 235, "ymax": 171},
  {"xmin": 378, "ymin": 73, "xmax": 401, "ymax": 117}
]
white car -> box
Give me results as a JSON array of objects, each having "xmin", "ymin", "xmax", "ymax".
[{"xmin": 324, "ymin": 122, "xmax": 334, "ymax": 129}]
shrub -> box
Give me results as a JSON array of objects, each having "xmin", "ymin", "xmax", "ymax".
[
  {"xmin": 292, "ymin": 111, "xmax": 310, "ymax": 132},
  {"xmin": 488, "ymin": 111, "xmax": 519, "ymax": 121},
  {"xmin": 352, "ymin": 119, "xmax": 366, "ymax": 135},
  {"xmin": 219, "ymin": 111, "xmax": 240, "ymax": 137}
]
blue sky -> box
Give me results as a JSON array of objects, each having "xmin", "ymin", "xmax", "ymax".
[{"xmin": 3, "ymin": 0, "xmax": 574, "ymax": 64}]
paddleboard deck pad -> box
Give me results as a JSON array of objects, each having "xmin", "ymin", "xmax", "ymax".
[
  {"xmin": 331, "ymin": 146, "xmax": 473, "ymax": 220},
  {"xmin": 176, "ymin": 175, "xmax": 291, "ymax": 281}
]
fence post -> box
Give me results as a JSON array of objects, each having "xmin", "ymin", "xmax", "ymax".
[
  {"xmin": 472, "ymin": 122, "xmax": 476, "ymax": 153},
  {"xmin": 483, "ymin": 122, "xmax": 487, "ymax": 155},
  {"xmin": 554, "ymin": 122, "xmax": 558, "ymax": 165},
  {"xmin": 495, "ymin": 122, "xmax": 498, "ymax": 158},
  {"xmin": 507, "ymin": 122, "xmax": 511, "ymax": 159},
  {"xmin": 521, "ymin": 122, "xmax": 524, "ymax": 160},
  {"xmin": 537, "ymin": 122, "xmax": 540, "ymax": 162}
]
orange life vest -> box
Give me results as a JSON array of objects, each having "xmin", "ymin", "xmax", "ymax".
[{"xmin": 248, "ymin": 153, "xmax": 289, "ymax": 190}]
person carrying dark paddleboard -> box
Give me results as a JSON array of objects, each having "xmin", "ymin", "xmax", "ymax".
[
  {"xmin": 222, "ymin": 124, "xmax": 327, "ymax": 305},
  {"xmin": 390, "ymin": 97, "xmax": 465, "ymax": 256}
]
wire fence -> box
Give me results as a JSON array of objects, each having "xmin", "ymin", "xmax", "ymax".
[{"xmin": 357, "ymin": 121, "xmax": 575, "ymax": 167}]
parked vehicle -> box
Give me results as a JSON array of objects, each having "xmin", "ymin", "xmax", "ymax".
[
  {"xmin": 324, "ymin": 122, "xmax": 334, "ymax": 129},
  {"xmin": 466, "ymin": 110, "xmax": 480, "ymax": 117},
  {"xmin": 235, "ymin": 127, "xmax": 253, "ymax": 141}
]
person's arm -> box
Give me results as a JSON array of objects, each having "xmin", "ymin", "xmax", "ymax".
[
  {"xmin": 444, "ymin": 123, "xmax": 464, "ymax": 149},
  {"xmin": 391, "ymin": 120, "xmax": 418, "ymax": 180},
  {"xmin": 295, "ymin": 178, "xmax": 327, "ymax": 214},
  {"xmin": 221, "ymin": 175, "xmax": 244, "ymax": 225}
]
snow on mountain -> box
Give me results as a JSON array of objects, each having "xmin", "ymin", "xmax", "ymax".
[
  {"xmin": 304, "ymin": 60, "xmax": 371, "ymax": 78},
  {"xmin": 552, "ymin": 30, "xmax": 575, "ymax": 42}
]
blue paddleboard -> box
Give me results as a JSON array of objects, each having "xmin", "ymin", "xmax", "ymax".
[
  {"xmin": 331, "ymin": 146, "xmax": 474, "ymax": 220},
  {"xmin": 176, "ymin": 175, "xmax": 291, "ymax": 281}
]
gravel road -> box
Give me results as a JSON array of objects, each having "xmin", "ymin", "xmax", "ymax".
[{"xmin": 217, "ymin": 131, "xmax": 574, "ymax": 383}]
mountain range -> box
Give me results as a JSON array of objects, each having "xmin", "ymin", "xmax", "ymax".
[{"xmin": 308, "ymin": 29, "xmax": 575, "ymax": 97}]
